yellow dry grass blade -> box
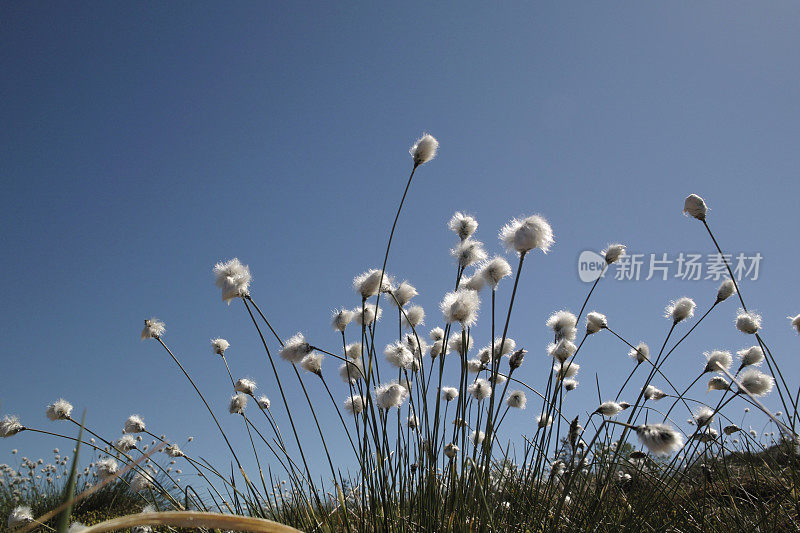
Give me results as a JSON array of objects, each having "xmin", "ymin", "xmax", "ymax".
[{"xmin": 77, "ymin": 511, "xmax": 303, "ymax": 532}]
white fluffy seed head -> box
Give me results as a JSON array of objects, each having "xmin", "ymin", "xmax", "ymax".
[
  {"xmin": 738, "ymin": 369, "xmax": 774, "ymax": 397},
  {"xmin": 629, "ymin": 342, "xmax": 650, "ymax": 364},
  {"xmin": 46, "ymin": 399, "xmax": 73, "ymax": 421},
  {"xmin": 480, "ymin": 256, "xmax": 512, "ymax": 288},
  {"xmin": 467, "ymin": 359, "xmax": 484, "ymax": 373},
  {"xmin": 344, "ymin": 395, "xmax": 365, "ymax": 414},
  {"xmin": 392, "ymin": 281, "xmax": 418, "ymax": 307},
  {"xmin": 141, "ymin": 318, "xmax": 165, "ymax": 340},
  {"xmin": 451, "ymin": 238, "xmax": 488, "ymax": 268},
  {"xmin": 548, "ymin": 340, "xmax": 577, "ymax": 363},
  {"xmin": 410, "ymin": 133, "xmax": 439, "ymax": 166},
  {"xmin": 375, "ymin": 382, "xmax": 408, "ymax": 410},
  {"xmin": 440, "ymin": 289, "xmax": 480, "ymax": 327},
  {"xmin": 448, "ymin": 335, "xmax": 474, "ymax": 354},
  {"xmin": 257, "ymin": 396, "xmax": 271, "ymax": 409},
  {"xmin": 537, "ymin": 414, "xmax": 553, "ymax": 428},
  {"xmin": 403, "ymin": 305, "xmax": 425, "ymax": 329},
  {"xmin": 693, "ymin": 406, "xmax": 714, "ymax": 427},
  {"xmin": 707, "ymin": 376, "xmax": 730, "ymax": 392},
  {"xmin": 563, "ymin": 378, "xmax": 579, "ymax": 391},
  {"xmin": 8, "ymin": 505, "xmax": 34, "ymax": 528},
  {"xmin": 644, "ymin": 385, "xmax": 667, "ymax": 401},
  {"xmin": 636, "ymin": 424, "xmax": 684, "ymax": 455},
  {"xmin": 683, "ymin": 194, "xmax": 708, "ymax": 221},
  {"xmin": 300, "ymin": 352, "xmax": 324, "ymax": 375},
  {"xmin": 586, "ymin": 312, "xmax": 608, "ymax": 334},
  {"xmin": 547, "ymin": 310, "xmax": 578, "ymax": 341},
  {"xmin": 234, "ymin": 378, "xmax": 257, "ymax": 395},
  {"xmin": 596, "ymin": 401, "xmax": 623, "ymax": 417},
  {"xmin": 164, "ymin": 444, "xmax": 184, "ymax": 458},
  {"xmin": 331, "ymin": 309, "xmax": 355, "ymax": 332},
  {"xmin": 131, "ymin": 471, "xmax": 154, "ymax": 492},
  {"xmin": 448, "ymin": 212, "xmax": 478, "ymax": 240},
  {"xmin": 506, "ymin": 390, "xmax": 527, "ymax": 409},
  {"xmin": 554, "ymin": 361, "xmax": 580, "ymax": 380},
  {"xmin": 213, "ymin": 258, "xmax": 252, "ymax": 304},
  {"xmin": 211, "ymin": 338, "xmax": 230, "ymax": 355},
  {"xmin": 228, "ymin": 393, "xmax": 248, "ymax": 415},
  {"xmin": 96, "ymin": 458, "xmax": 119, "ymax": 479},
  {"xmin": 279, "ymin": 333, "xmax": 313, "ymax": 363},
  {"xmin": 407, "ymin": 414, "xmax": 419, "ymax": 429},
  {"xmin": 385, "ymin": 341, "xmax": 414, "ymax": 369},
  {"xmin": 737, "ymin": 346, "xmax": 764, "ymax": 369},
  {"xmin": 462, "ymin": 273, "xmax": 485, "ymax": 292},
  {"xmin": 354, "ymin": 303, "xmax": 382, "ymax": 326},
  {"xmin": 339, "ymin": 359, "xmax": 364, "ymax": 384},
  {"xmin": 124, "ymin": 415, "xmax": 146, "ymax": 434},
  {"xmin": 115, "ymin": 435, "xmax": 137, "ymax": 452},
  {"xmin": 468, "ymin": 378, "xmax": 492, "ymax": 400},
  {"xmin": 444, "ymin": 443, "xmax": 459, "ymax": 459},
  {"xmin": 703, "ymin": 350, "xmax": 732, "ymax": 374},
  {"xmin": 790, "ymin": 314, "xmax": 800, "ymax": 334},
  {"xmin": 471, "ymin": 430, "xmax": 486, "ymax": 445},
  {"xmin": 508, "ymin": 348, "xmax": 526, "ymax": 370},
  {"xmin": 429, "ymin": 327, "xmax": 445, "ymax": 341},
  {"xmin": 499, "ymin": 214, "xmax": 554, "ymax": 254},
  {"xmin": 353, "ymin": 269, "xmax": 392, "ymax": 299},
  {"xmin": 602, "ymin": 244, "xmax": 626, "ymax": 264},
  {"xmin": 442, "ymin": 387, "xmax": 459, "ymax": 402},
  {"xmin": 0, "ymin": 415, "xmax": 24, "ymax": 438},
  {"xmin": 716, "ymin": 279, "xmax": 736, "ymax": 302},
  {"xmin": 736, "ymin": 309, "xmax": 762, "ymax": 334},
  {"xmin": 666, "ymin": 297, "xmax": 696, "ymax": 323}
]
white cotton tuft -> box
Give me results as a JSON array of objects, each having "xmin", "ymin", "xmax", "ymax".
[
  {"xmin": 683, "ymin": 194, "xmax": 708, "ymax": 221},
  {"xmin": 213, "ymin": 258, "xmax": 252, "ymax": 303},
  {"xmin": 492, "ymin": 337, "xmax": 516, "ymax": 357},
  {"xmin": 403, "ymin": 305, "xmax": 425, "ymax": 329},
  {"xmin": 228, "ymin": 393, "xmax": 248, "ymax": 415},
  {"xmin": 595, "ymin": 401, "xmax": 623, "ymax": 417},
  {"xmin": 537, "ymin": 414, "xmax": 553, "ymax": 428},
  {"xmin": 703, "ymin": 350, "xmax": 732, "ymax": 374},
  {"xmin": 554, "ymin": 361, "xmax": 580, "ymax": 380},
  {"xmin": 716, "ymin": 279, "xmax": 736, "ymax": 303},
  {"xmin": 353, "ymin": 269, "xmax": 393, "ymax": 299},
  {"xmin": 693, "ymin": 406, "xmax": 715, "ymax": 427},
  {"xmin": 46, "ymin": 399, "xmax": 73, "ymax": 421},
  {"xmin": 467, "ymin": 359, "xmax": 485, "ymax": 373},
  {"xmin": 602, "ymin": 244, "xmax": 626, "ymax": 264},
  {"xmin": 211, "ymin": 338, "xmax": 230, "ymax": 356},
  {"xmin": 468, "ymin": 378, "xmax": 492, "ymax": 400},
  {"xmin": 96, "ymin": 458, "xmax": 119, "ymax": 479},
  {"xmin": 385, "ymin": 341, "xmax": 414, "ymax": 369},
  {"xmin": 279, "ymin": 333, "xmax": 313, "ymax": 363},
  {"xmin": 635, "ymin": 424, "xmax": 683, "ymax": 455},
  {"xmin": 391, "ymin": 281, "xmax": 418, "ymax": 307},
  {"xmin": 300, "ymin": 352, "xmax": 324, "ymax": 375},
  {"xmin": 546, "ymin": 310, "xmax": 578, "ymax": 341},
  {"xmin": 375, "ymin": 381, "xmax": 409, "ymax": 410},
  {"xmin": 480, "ymin": 256, "xmax": 512, "ymax": 288},
  {"xmin": 410, "ymin": 133, "xmax": 439, "ymax": 166},
  {"xmin": 629, "ymin": 342, "xmax": 650, "ymax": 364},
  {"xmin": 736, "ymin": 309, "xmax": 762, "ymax": 334},
  {"xmin": 332, "ymin": 309, "xmax": 355, "ymax": 332},
  {"xmin": 448, "ymin": 334, "xmax": 474, "ymax": 354},
  {"xmin": 8, "ymin": 505, "xmax": 34, "ymax": 528},
  {"xmin": 444, "ymin": 443, "xmax": 459, "ymax": 459},
  {"xmin": 344, "ymin": 395, "xmax": 365, "ymax": 414},
  {"xmin": 354, "ymin": 303, "xmax": 382, "ymax": 326},
  {"xmin": 234, "ymin": 378, "xmax": 257, "ymax": 395},
  {"xmin": 164, "ymin": 444, "xmax": 184, "ymax": 457},
  {"xmin": 406, "ymin": 414, "xmax": 419, "ymax": 429},
  {"xmin": 0, "ymin": 415, "xmax": 24, "ymax": 438},
  {"xmin": 737, "ymin": 346, "xmax": 764, "ymax": 370},
  {"xmin": 116, "ymin": 434, "xmax": 137, "ymax": 452},
  {"xmin": 440, "ymin": 288, "xmax": 480, "ymax": 327},
  {"xmin": 665, "ymin": 297, "xmax": 696, "ymax": 324},
  {"xmin": 586, "ymin": 312, "xmax": 607, "ymax": 334},
  {"xmin": 141, "ymin": 318, "xmax": 165, "ymax": 340},
  {"xmin": 548, "ymin": 339, "xmax": 577, "ymax": 363},
  {"xmin": 131, "ymin": 471, "xmax": 154, "ymax": 492},
  {"xmin": 442, "ymin": 387, "xmax": 459, "ymax": 402},
  {"xmin": 451, "ymin": 238, "xmax": 488, "ymax": 268},
  {"xmin": 499, "ymin": 214, "xmax": 554, "ymax": 254},
  {"xmin": 339, "ymin": 358, "xmax": 364, "ymax": 384},
  {"xmin": 448, "ymin": 212, "xmax": 478, "ymax": 240},
  {"xmin": 429, "ymin": 327, "xmax": 445, "ymax": 341},
  {"xmin": 506, "ymin": 390, "xmax": 527, "ymax": 409},
  {"xmin": 124, "ymin": 415, "xmax": 146, "ymax": 434},
  {"xmin": 563, "ymin": 379, "xmax": 579, "ymax": 391},
  {"xmin": 430, "ymin": 340, "xmax": 444, "ymax": 359},
  {"xmin": 790, "ymin": 314, "xmax": 800, "ymax": 334},
  {"xmin": 462, "ymin": 273, "xmax": 485, "ymax": 292},
  {"xmin": 257, "ymin": 396, "xmax": 271, "ymax": 409},
  {"xmin": 508, "ymin": 348, "xmax": 526, "ymax": 370},
  {"xmin": 738, "ymin": 368, "xmax": 774, "ymax": 397},
  {"xmin": 643, "ymin": 385, "xmax": 667, "ymax": 401},
  {"xmin": 471, "ymin": 430, "xmax": 486, "ymax": 445},
  {"xmin": 707, "ymin": 376, "xmax": 730, "ymax": 392}
]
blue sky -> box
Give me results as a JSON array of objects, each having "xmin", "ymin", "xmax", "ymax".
[{"xmin": 2, "ymin": 2, "xmax": 799, "ymax": 486}]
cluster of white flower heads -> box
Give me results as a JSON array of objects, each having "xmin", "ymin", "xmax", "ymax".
[{"xmin": 213, "ymin": 258, "xmax": 252, "ymax": 304}]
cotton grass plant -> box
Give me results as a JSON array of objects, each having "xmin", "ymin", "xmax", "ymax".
[{"xmin": 3, "ymin": 136, "xmax": 800, "ymax": 532}]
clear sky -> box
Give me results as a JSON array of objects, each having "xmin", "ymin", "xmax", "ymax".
[{"xmin": 2, "ymin": 2, "xmax": 799, "ymax": 486}]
